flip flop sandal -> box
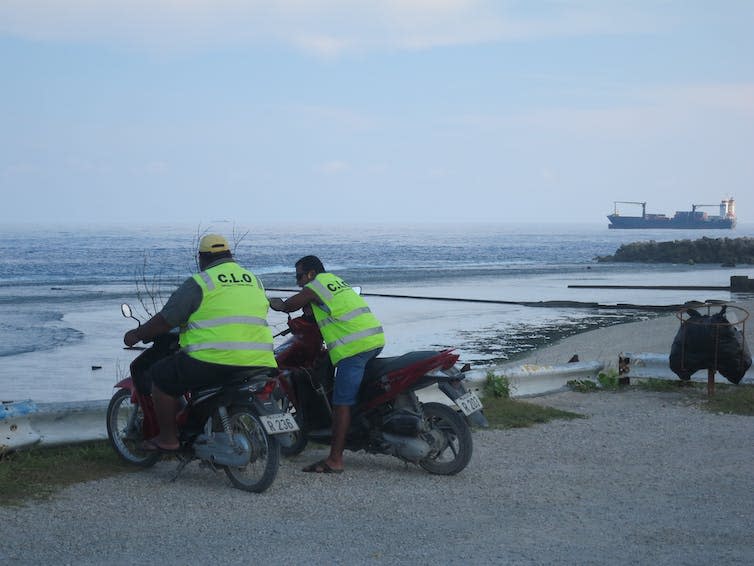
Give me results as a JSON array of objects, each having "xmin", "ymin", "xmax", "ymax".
[
  {"xmin": 141, "ymin": 438, "xmax": 180, "ymax": 453},
  {"xmin": 302, "ymin": 459, "xmax": 344, "ymax": 474}
]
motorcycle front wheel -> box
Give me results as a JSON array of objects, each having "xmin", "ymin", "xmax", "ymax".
[
  {"xmin": 106, "ymin": 388, "xmax": 160, "ymax": 467},
  {"xmin": 224, "ymin": 407, "xmax": 280, "ymax": 493},
  {"xmin": 419, "ymin": 402, "xmax": 473, "ymax": 475}
]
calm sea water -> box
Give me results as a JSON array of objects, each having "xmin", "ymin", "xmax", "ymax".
[{"xmin": 1, "ymin": 221, "xmax": 752, "ymax": 401}]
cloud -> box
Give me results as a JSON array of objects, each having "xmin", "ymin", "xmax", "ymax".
[
  {"xmin": 317, "ymin": 160, "xmax": 349, "ymax": 174},
  {"xmin": 653, "ymin": 84, "xmax": 754, "ymax": 116},
  {"xmin": 0, "ymin": 0, "xmax": 655, "ymax": 56},
  {"xmin": 451, "ymin": 82, "xmax": 754, "ymax": 140},
  {"xmin": 293, "ymin": 105, "xmax": 377, "ymax": 131}
]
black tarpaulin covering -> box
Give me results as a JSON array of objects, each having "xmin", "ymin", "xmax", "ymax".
[{"xmin": 669, "ymin": 306, "xmax": 752, "ymax": 384}]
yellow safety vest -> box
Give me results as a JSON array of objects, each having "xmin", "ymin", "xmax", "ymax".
[
  {"xmin": 179, "ymin": 262, "xmax": 277, "ymax": 367},
  {"xmin": 306, "ymin": 273, "xmax": 385, "ymax": 365}
]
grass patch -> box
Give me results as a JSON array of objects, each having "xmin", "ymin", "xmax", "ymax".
[
  {"xmin": 567, "ymin": 369, "xmax": 621, "ymax": 393},
  {"xmin": 566, "ymin": 379, "xmax": 599, "ymax": 393},
  {"xmin": 580, "ymin": 378, "xmax": 754, "ymax": 417},
  {"xmin": 0, "ymin": 441, "xmax": 130, "ymax": 507},
  {"xmin": 481, "ymin": 396, "xmax": 583, "ymax": 428},
  {"xmin": 482, "ymin": 370, "xmax": 583, "ymax": 427},
  {"xmin": 597, "ymin": 369, "xmax": 620, "ymax": 390},
  {"xmin": 484, "ymin": 371, "xmax": 511, "ymax": 399},
  {"xmin": 703, "ymin": 384, "xmax": 754, "ymax": 416},
  {"xmin": 634, "ymin": 378, "xmax": 698, "ymax": 392}
]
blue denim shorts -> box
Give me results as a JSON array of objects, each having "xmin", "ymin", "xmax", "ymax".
[{"xmin": 332, "ymin": 347, "xmax": 382, "ymax": 406}]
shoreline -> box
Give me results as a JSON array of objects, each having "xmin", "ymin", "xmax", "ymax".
[
  {"xmin": 1, "ymin": 285, "xmax": 751, "ymax": 403},
  {"xmin": 494, "ymin": 309, "xmax": 667, "ymax": 367},
  {"xmin": 504, "ymin": 296, "xmax": 754, "ymax": 378}
]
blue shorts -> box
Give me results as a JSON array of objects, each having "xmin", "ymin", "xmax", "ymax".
[{"xmin": 332, "ymin": 348, "xmax": 382, "ymax": 406}]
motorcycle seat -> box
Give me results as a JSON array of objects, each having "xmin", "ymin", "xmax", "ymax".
[
  {"xmin": 190, "ymin": 368, "xmax": 277, "ymax": 397},
  {"xmin": 227, "ymin": 367, "xmax": 278, "ymax": 382},
  {"xmin": 365, "ymin": 351, "xmax": 442, "ymax": 380}
]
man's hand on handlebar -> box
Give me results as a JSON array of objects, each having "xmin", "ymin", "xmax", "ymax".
[
  {"xmin": 123, "ymin": 328, "xmax": 141, "ymax": 347},
  {"xmin": 123, "ymin": 313, "xmax": 172, "ymax": 347}
]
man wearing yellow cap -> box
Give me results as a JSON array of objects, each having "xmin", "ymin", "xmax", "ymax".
[{"xmin": 123, "ymin": 234, "xmax": 277, "ymax": 452}]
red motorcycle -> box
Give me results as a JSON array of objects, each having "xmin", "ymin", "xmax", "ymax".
[
  {"xmin": 274, "ymin": 313, "xmax": 487, "ymax": 475},
  {"xmin": 106, "ymin": 304, "xmax": 299, "ymax": 493}
]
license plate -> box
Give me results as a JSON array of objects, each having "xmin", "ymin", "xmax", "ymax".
[
  {"xmin": 455, "ymin": 391, "xmax": 483, "ymax": 416},
  {"xmin": 259, "ymin": 413, "xmax": 300, "ymax": 434}
]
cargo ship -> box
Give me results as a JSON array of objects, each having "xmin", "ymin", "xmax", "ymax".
[{"xmin": 607, "ymin": 198, "xmax": 736, "ymax": 229}]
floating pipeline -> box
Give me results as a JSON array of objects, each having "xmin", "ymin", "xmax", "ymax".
[
  {"xmin": 266, "ymin": 288, "xmax": 685, "ymax": 312},
  {"xmin": 568, "ymin": 275, "xmax": 754, "ymax": 293},
  {"xmin": 268, "ymin": 275, "xmax": 754, "ymax": 307}
]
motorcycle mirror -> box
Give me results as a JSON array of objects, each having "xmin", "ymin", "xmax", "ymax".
[{"xmin": 121, "ymin": 303, "xmax": 141, "ymax": 325}]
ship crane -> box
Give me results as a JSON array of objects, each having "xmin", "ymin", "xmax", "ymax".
[
  {"xmin": 613, "ymin": 201, "xmax": 646, "ymax": 218},
  {"xmin": 693, "ymin": 198, "xmax": 735, "ymax": 218}
]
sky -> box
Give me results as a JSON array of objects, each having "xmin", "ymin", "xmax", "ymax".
[{"xmin": 1, "ymin": 1, "xmax": 753, "ymax": 225}]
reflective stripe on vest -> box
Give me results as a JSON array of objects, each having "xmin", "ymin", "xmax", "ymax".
[
  {"xmin": 307, "ymin": 273, "xmax": 385, "ymax": 365},
  {"xmin": 185, "ymin": 316, "xmax": 269, "ymax": 330},
  {"xmin": 306, "ymin": 278, "xmax": 333, "ymax": 313},
  {"xmin": 179, "ymin": 262, "xmax": 277, "ymax": 367},
  {"xmin": 198, "ymin": 271, "xmax": 214, "ymax": 291},
  {"xmin": 182, "ymin": 341, "xmax": 275, "ymax": 353},
  {"xmin": 325, "ymin": 326, "xmax": 385, "ymax": 351},
  {"xmin": 317, "ymin": 306, "xmax": 371, "ymax": 328}
]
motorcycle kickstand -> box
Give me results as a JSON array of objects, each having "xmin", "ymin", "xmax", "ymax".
[
  {"xmin": 169, "ymin": 454, "xmax": 191, "ymax": 482},
  {"xmin": 199, "ymin": 459, "xmax": 223, "ymax": 474},
  {"xmin": 315, "ymin": 384, "xmax": 333, "ymax": 417}
]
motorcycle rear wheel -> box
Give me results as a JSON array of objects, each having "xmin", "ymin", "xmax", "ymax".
[
  {"xmin": 223, "ymin": 407, "xmax": 280, "ymax": 493},
  {"xmin": 418, "ymin": 402, "xmax": 473, "ymax": 475},
  {"xmin": 106, "ymin": 388, "xmax": 160, "ymax": 467}
]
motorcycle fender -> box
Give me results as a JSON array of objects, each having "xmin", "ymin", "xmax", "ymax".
[
  {"xmin": 114, "ymin": 377, "xmax": 134, "ymax": 391},
  {"xmin": 249, "ymin": 397, "xmax": 280, "ymax": 417},
  {"xmin": 437, "ymin": 378, "xmax": 466, "ymax": 401},
  {"xmin": 232, "ymin": 396, "xmax": 296, "ymax": 448},
  {"xmin": 437, "ymin": 380, "xmax": 489, "ymax": 429}
]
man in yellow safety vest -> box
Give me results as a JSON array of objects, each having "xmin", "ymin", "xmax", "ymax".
[
  {"xmin": 123, "ymin": 234, "xmax": 277, "ymax": 453},
  {"xmin": 269, "ymin": 255, "xmax": 384, "ymax": 473}
]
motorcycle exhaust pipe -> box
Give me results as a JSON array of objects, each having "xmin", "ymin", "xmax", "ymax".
[{"xmin": 381, "ymin": 432, "xmax": 431, "ymax": 462}]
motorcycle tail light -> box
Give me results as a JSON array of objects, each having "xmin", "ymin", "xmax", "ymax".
[
  {"xmin": 253, "ymin": 379, "xmax": 278, "ymax": 401},
  {"xmin": 440, "ymin": 352, "xmax": 460, "ymax": 369}
]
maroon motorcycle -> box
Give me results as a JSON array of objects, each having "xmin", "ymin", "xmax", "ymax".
[
  {"xmin": 106, "ymin": 304, "xmax": 299, "ymax": 493},
  {"xmin": 274, "ymin": 313, "xmax": 486, "ymax": 475}
]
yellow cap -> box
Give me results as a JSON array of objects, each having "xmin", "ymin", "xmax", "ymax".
[{"xmin": 198, "ymin": 234, "xmax": 230, "ymax": 253}]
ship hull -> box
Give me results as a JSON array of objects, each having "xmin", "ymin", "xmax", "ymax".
[{"xmin": 607, "ymin": 215, "xmax": 735, "ymax": 229}]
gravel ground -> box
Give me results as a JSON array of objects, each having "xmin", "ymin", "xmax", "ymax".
[{"xmin": 2, "ymin": 388, "xmax": 753, "ymax": 565}]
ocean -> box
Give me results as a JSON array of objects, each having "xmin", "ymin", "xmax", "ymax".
[{"xmin": 1, "ymin": 221, "xmax": 753, "ymax": 402}]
